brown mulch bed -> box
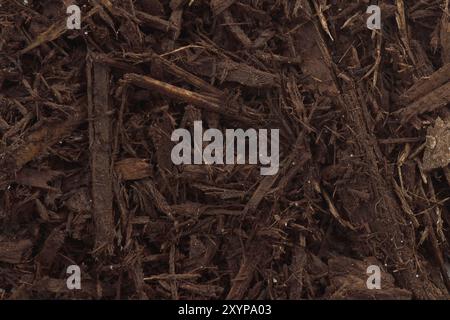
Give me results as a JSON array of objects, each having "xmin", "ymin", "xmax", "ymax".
[{"xmin": 0, "ymin": 0, "xmax": 450, "ymax": 299}]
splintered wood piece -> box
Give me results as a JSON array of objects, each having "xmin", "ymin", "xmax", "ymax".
[
  {"xmin": 4, "ymin": 112, "xmax": 85, "ymax": 171},
  {"xmin": 122, "ymin": 73, "xmax": 253, "ymax": 123},
  {"xmin": 321, "ymin": 185, "xmax": 357, "ymax": 231},
  {"xmin": 91, "ymin": 53, "xmax": 142, "ymax": 73},
  {"xmin": 422, "ymin": 117, "xmax": 450, "ymax": 171},
  {"xmin": 169, "ymin": 8, "xmax": 183, "ymax": 41},
  {"xmin": 88, "ymin": 59, "xmax": 115, "ymax": 256},
  {"xmin": 149, "ymin": 112, "xmax": 175, "ymax": 174},
  {"xmin": 135, "ymin": 10, "xmax": 172, "ymax": 32},
  {"xmin": 222, "ymin": 9, "xmax": 253, "ymax": 48},
  {"xmin": 210, "ymin": 0, "xmax": 236, "ymax": 16},
  {"xmin": 294, "ymin": 1, "xmax": 339, "ymax": 96},
  {"xmin": 0, "ymin": 240, "xmax": 33, "ymax": 264},
  {"xmin": 115, "ymin": 158, "xmax": 153, "ymax": 181},
  {"xmin": 400, "ymin": 82, "xmax": 450, "ymax": 123},
  {"xmin": 138, "ymin": 179, "xmax": 176, "ymax": 221},
  {"xmin": 399, "ymin": 64, "xmax": 450, "ymax": 105},
  {"xmin": 123, "ymin": 73, "xmax": 221, "ymax": 108},
  {"xmin": 154, "ymin": 55, "xmax": 221, "ymax": 94},
  {"xmin": 226, "ymin": 244, "xmax": 264, "ymax": 300},
  {"xmin": 187, "ymin": 58, "xmax": 278, "ymax": 88}
]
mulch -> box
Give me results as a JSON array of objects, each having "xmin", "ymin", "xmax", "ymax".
[{"xmin": 0, "ymin": 0, "xmax": 450, "ymax": 299}]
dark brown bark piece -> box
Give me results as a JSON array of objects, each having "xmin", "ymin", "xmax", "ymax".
[
  {"xmin": 0, "ymin": 240, "xmax": 33, "ymax": 264},
  {"xmin": 87, "ymin": 58, "xmax": 115, "ymax": 256},
  {"xmin": 115, "ymin": 158, "xmax": 153, "ymax": 181},
  {"xmin": 423, "ymin": 117, "xmax": 450, "ymax": 170}
]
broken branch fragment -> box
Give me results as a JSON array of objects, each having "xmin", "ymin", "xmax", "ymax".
[
  {"xmin": 0, "ymin": 240, "xmax": 33, "ymax": 264},
  {"xmin": 88, "ymin": 59, "xmax": 115, "ymax": 256},
  {"xmin": 135, "ymin": 10, "xmax": 172, "ymax": 32},
  {"xmin": 4, "ymin": 111, "xmax": 85, "ymax": 171},
  {"xmin": 122, "ymin": 73, "xmax": 253, "ymax": 123},
  {"xmin": 422, "ymin": 117, "xmax": 450, "ymax": 171},
  {"xmin": 400, "ymin": 82, "xmax": 450, "ymax": 123},
  {"xmin": 398, "ymin": 64, "xmax": 450, "ymax": 105},
  {"xmin": 115, "ymin": 158, "xmax": 152, "ymax": 181},
  {"xmin": 186, "ymin": 58, "xmax": 279, "ymax": 88}
]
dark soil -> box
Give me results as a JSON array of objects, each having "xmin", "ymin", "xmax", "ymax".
[{"xmin": 0, "ymin": 0, "xmax": 450, "ymax": 300}]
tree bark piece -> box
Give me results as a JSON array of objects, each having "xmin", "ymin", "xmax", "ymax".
[{"xmin": 88, "ymin": 57, "xmax": 115, "ymax": 256}]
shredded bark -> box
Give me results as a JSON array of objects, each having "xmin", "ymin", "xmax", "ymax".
[{"xmin": 1, "ymin": 0, "xmax": 450, "ymax": 300}]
